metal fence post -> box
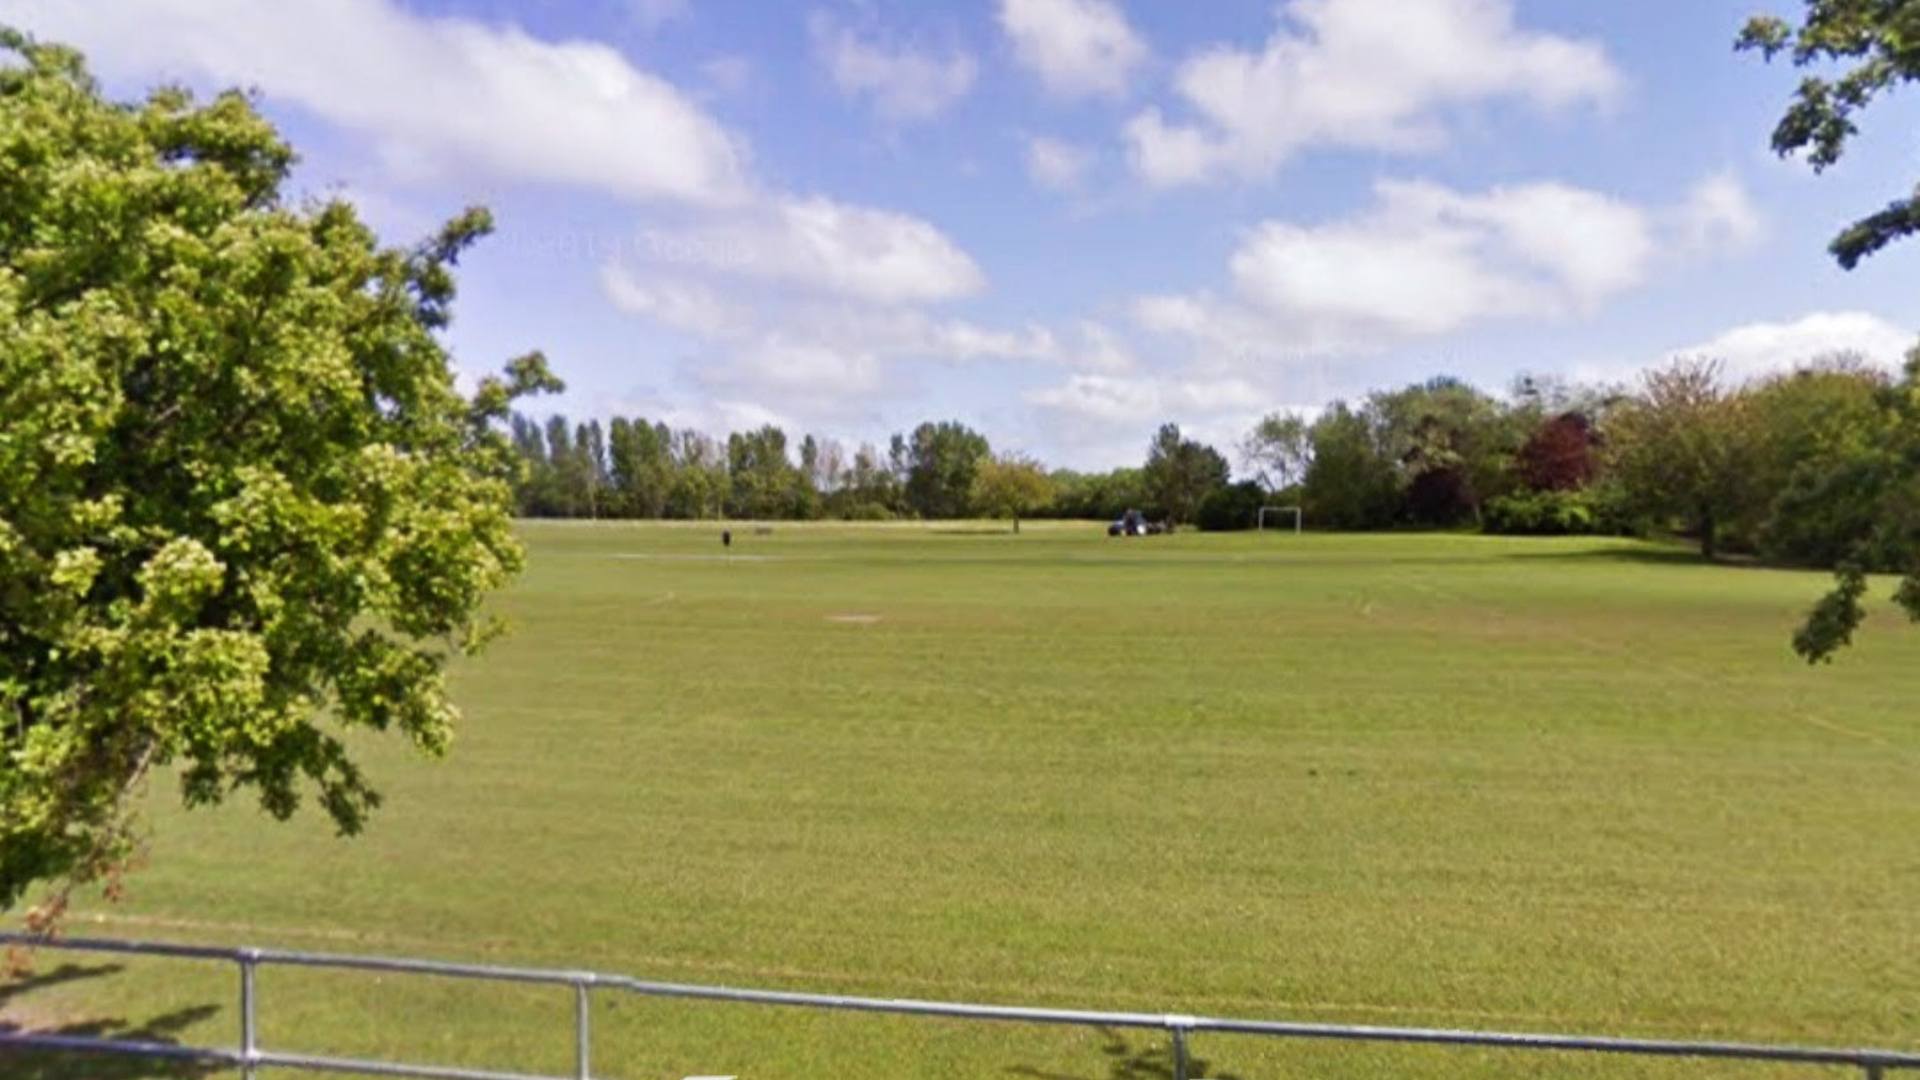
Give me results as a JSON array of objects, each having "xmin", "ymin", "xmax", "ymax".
[
  {"xmin": 238, "ymin": 948, "xmax": 260, "ymax": 1080},
  {"xmin": 574, "ymin": 976, "xmax": 593, "ymax": 1080},
  {"xmin": 1167, "ymin": 1016, "xmax": 1193, "ymax": 1080}
]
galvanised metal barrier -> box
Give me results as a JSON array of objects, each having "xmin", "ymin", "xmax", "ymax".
[{"xmin": 2, "ymin": 933, "xmax": 1917, "ymax": 1079}]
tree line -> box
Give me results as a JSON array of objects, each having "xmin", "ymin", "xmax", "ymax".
[
  {"xmin": 509, "ymin": 412, "xmax": 1223, "ymax": 532},
  {"xmin": 506, "ymin": 348, "xmax": 1916, "ymax": 576}
]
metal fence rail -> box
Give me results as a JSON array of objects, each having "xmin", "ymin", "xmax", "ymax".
[{"xmin": 2, "ymin": 933, "xmax": 1916, "ymax": 1080}]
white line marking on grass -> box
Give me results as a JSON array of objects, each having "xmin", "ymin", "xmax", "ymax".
[{"xmin": 824, "ymin": 613, "xmax": 882, "ymax": 624}]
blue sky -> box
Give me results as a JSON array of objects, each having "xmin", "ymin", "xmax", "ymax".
[{"xmin": 11, "ymin": 0, "xmax": 1920, "ymax": 468}]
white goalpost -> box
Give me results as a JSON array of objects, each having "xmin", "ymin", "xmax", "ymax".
[{"xmin": 1257, "ymin": 505, "xmax": 1302, "ymax": 534}]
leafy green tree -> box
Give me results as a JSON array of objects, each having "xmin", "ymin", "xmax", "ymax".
[
  {"xmin": 1046, "ymin": 468, "xmax": 1149, "ymax": 522},
  {"xmin": 834, "ymin": 442, "xmax": 900, "ymax": 519},
  {"xmin": 1745, "ymin": 359, "xmax": 1893, "ymax": 554},
  {"xmin": 1196, "ymin": 480, "xmax": 1270, "ymax": 531},
  {"xmin": 608, "ymin": 416, "xmax": 673, "ymax": 519},
  {"xmin": 1239, "ymin": 413, "xmax": 1312, "ymax": 494},
  {"xmin": 543, "ymin": 416, "xmax": 583, "ymax": 517},
  {"xmin": 666, "ymin": 429, "xmax": 729, "ymax": 519},
  {"xmin": 1368, "ymin": 377, "xmax": 1519, "ymax": 525},
  {"xmin": 1302, "ymin": 403, "xmax": 1398, "ymax": 530},
  {"xmin": 509, "ymin": 412, "xmax": 555, "ymax": 516},
  {"xmin": 1739, "ymin": 2, "xmax": 1920, "ymax": 267},
  {"xmin": 1143, "ymin": 423, "xmax": 1230, "ymax": 526},
  {"xmin": 1606, "ymin": 359, "xmax": 1758, "ymax": 559},
  {"xmin": 577, "ymin": 419, "xmax": 607, "ymax": 519},
  {"xmin": 0, "ymin": 31, "xmax": 559, "ymax": 916},
  {"xmin": 902, "ymin": 421, "xmax": 991, "ymax": 519},
  {"xmin": 970, "ymin": 453, "xmax": 1055, "ymax": 533}
]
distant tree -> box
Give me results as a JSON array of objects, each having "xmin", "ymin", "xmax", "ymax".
[
  {"xmin": 812, "ymin": 436, "xmax": 848, "ymax": 497},
  {"xmin": 1606, "ymin": 358, "xmax": 1757, "ymax": 559},
  {"xmin": 1197, "ymin": 481, "xmax": 1270, "ymax": 531},
  {"xmin": 1518, "ymin": 412, "xmax": 1599, "ymax": 492},
  {"xmin": 577, "ymin": 419, "xmax": 607, "ymax": 519},
  {"xmin": 1239, "ymin": 412, "xmax": 1313, "ymax": 494},
  {"xmin": 0, "ymin": 30, "xmax": 559, "ymax": 916},
  {"xmin": 1370, "ymin": 377, "xmax": 1519, "ymax": 525},
  {"xmin": 838, "ymin": 442, "xmax": 900, "ymax": 519},
  {"xmin": 606, "ymin": 417, "xmax": 671, "ymax": 518},
  {"xmin": 1044, "ymin": 467, "xmax": 1148, "ymax": 522},
  {"xmin": 1739, "ymin": 3, "xmax": 1920, "ymax": 267},
  {"xmin": 726, "ymin": 425, "xmax": 801, "ymax": 520},
  {"xmin": 1143, "ymin": 423, "xmax": 1230, "ymax": 526},
  {"xmin": 795, "ymin": 434, "xmax": 823, "ymax": 520},
  {"xmin": 544, "ymin": 416, "xmax": 584, "ymax": 517},
  {"xmin": 971, "ymin": 453, "xmax": 1055, "ymax": 533},
  {"xmin": 667, "ymin": 429, "xmax": 730, "ymax": 519},
  {"xmin": 1302, "ymin": 403, "xmax": 1398, "ymax": 530},
  {"xmin": 902, "ymin": 421, "xmax": 991, "ymax": 519},
  {"xmin": 509, "ymin": 412, "xmax": 555, "ymax": 515}
]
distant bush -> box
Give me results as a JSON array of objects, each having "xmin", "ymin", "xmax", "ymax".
[
  {"xmin": 842, "ymin": 501, "xmax": 897, "ymax": 521},
  {"xmin": 1484, "ymin": 490, "xmax": 1604, "ymax": 535},
  {"xmin": 1197, "ymin": 481, "xmax": 1269, "ymax": 531},
  {"xmin": 1760, "ymin": 451, "xmax": 1908, "ymax": 570}
]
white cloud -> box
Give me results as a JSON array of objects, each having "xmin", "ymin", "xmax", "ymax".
[
  {"xmin": 702, "ymin": 337, "xmax": 887, "ymax": 398},
  {"xmin": 600, "ymin": 267, "xmax": 753, "ymax": 338},
  {"xmin": 701, "ymin": 54, "xmax": 754, "ymax": 97},
  {"xmin": 639, "ymin": 195, "xmax": 985, "ymax": 305},
  {"xmin": 1026, "ymin": 135, "xmax": 1092, "ymax": 192},
  {"xmin": 6, "ymin": 0, "xmax": 752, "ymax": 205},
  {"xmin": 1674, "ymin": 172, "xmax": 1764, "ymax": 255},
  {"xmin": 1221, "ymin": 178, "xmax": 1651, "ymax": 347},
  {"xmin": 626, "ymin": 0, "xmax": 689, "ymax": 30},
  {"xmin": 1028, "ymin": 373, "xmax": 1262, "ymax": 426},
  {"xmin": 659, "ymin": 399, "xmax": 803, "ymax": 439},
  {"xmin": 809, "ymin": 11, "xmax": 977, "ymax": 122},
  {"xmin": 1125, "ymin": 0, "xmax": 1621, "ymax": 187},
  {"xmin": 1670, "ymin": 311, "xmax": 1913, "ymax": 383},
  {"xmin": 1025, "ymin": 372, "xmax": 1269, "ymax": 469},
  {"xmin": 1071, "ymin": 321, "xmax": 1137, "ymax": 373},
  {"xmin": 999, "ymin": 0, "xmax": 1147, "ymax": 100}
]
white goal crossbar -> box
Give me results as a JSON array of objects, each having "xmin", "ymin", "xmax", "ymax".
[{"xmin": 1258, "ymin": 506, "xmax": 1301, "ymax": 534}]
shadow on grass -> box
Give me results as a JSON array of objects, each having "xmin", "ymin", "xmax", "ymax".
[
  {"xmin": 1492, "ymin": 543, "xmax": 1782, "ymax": 570},
  {"xmin": 1008, "ymin": 1025, "xmax": 1245, "ymax": 1080},
  {"xmin": 2, "ymin": 963, "xmax": 225, "ymax": 1080}
]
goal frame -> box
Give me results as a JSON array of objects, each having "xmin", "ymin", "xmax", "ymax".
[{"xmin": 1257, "ymin": 505, "xmax": 1302, "ymax": 534}]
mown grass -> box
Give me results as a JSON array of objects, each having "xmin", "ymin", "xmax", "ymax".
[{"xmin": 4, "ymin": 523, "xmax": 1918, "ymax": 1079}]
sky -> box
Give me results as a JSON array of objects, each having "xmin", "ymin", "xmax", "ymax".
[{"xmin": 9, "ymin": 0, "xmax": 1920, "ymax": 469}]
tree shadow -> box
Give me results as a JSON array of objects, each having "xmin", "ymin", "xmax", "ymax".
[
  {"xmin": 2, "ymin": 963, "xmax": 227, "ymax": 1079},
  {"xmin": 1007, "ymin": 1025, "xmax": 1245, "ymax": 1080},
  {"xmin": 1495, "ymin": 544, "xmax": 1734, "ymax": 568}
]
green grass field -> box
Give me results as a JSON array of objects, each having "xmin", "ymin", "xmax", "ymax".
[{"xmin": 5, "ymin": 523, "xmax": 1919, "ymax": 1079}]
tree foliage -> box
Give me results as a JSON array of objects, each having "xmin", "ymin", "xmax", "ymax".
[
  {"xmin": 970, "ymin": 453, "xmax": 1054, "ymax": 533},
  {"xmin": 1143, "ymin": 424, "xmax": 1229, "ymax": 526},
  {"xmin": 1300, "ymin": 403, "xmax": 1398, "ymax": 530},
  {"xmin": 902, "ymin": 421, "xmax": 991, "ymax": 520},
  {"xmin": 1518, "ymin": 413, "xmax": 1599, "ymax": 492},
  {"xmin": 1739, "ymin": 1, "xmax": 1920, "ymax": 267},
  {"xmin": 0, "ymin": 31, "xmax": 558, "ymax": 914},
  {"xmin": 1605, "ymin": 359, "xmax": 1757, "ymax": 559},
  {"xmin": 1239, "ymin": 413, "xmax": 1312, "ymax": 494}
]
